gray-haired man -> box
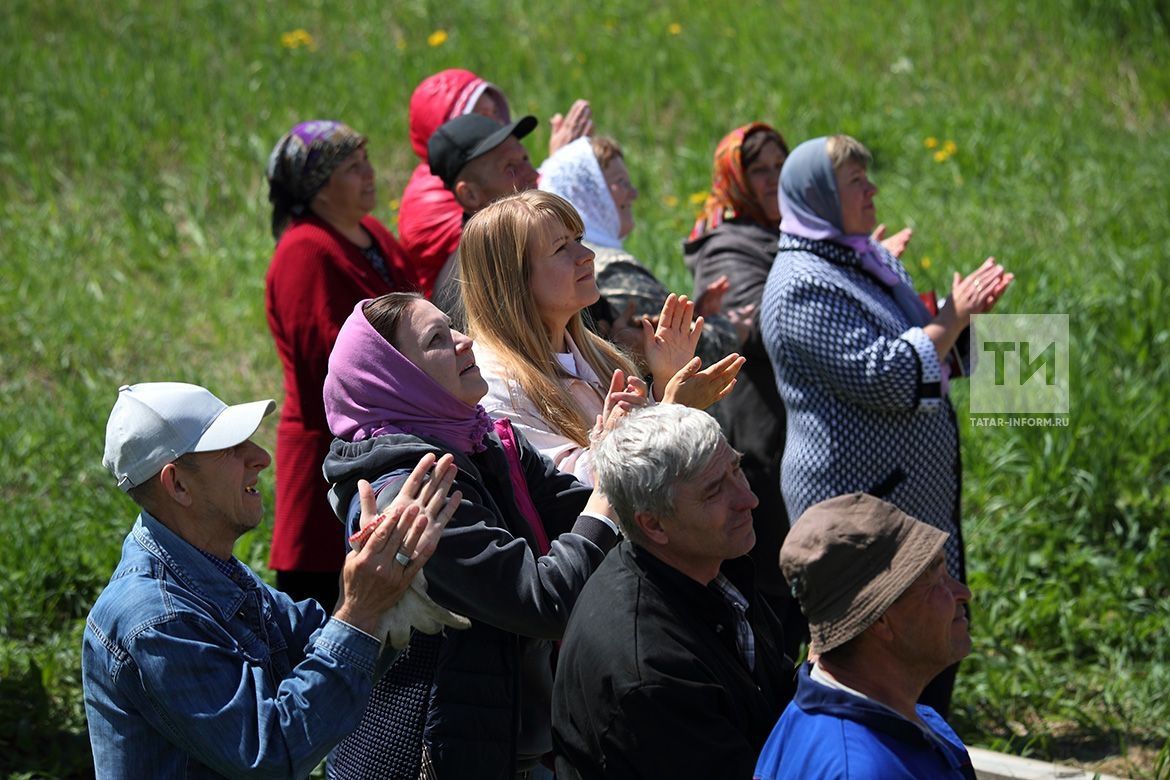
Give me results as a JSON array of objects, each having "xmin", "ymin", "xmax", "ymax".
[{"xmin": 551, "ymin": 404, "xmax": 794, "ymax": 779}]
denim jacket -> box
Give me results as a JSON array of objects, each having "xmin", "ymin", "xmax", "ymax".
[{"xmin": 82, "ymin": 512, "xmax": 391, "ymax": 779}]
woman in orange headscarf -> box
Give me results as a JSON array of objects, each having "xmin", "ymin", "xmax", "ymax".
[{"xmin": 683, "ymin": 122, "xmax": 803, "ymax": 652}]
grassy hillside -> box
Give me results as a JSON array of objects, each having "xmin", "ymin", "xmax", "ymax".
[{"xmin": 2, "ymin": 0, "xmax": 1168, "ymax": 776}]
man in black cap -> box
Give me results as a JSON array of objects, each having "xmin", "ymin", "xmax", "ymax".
[
  {"xmin": 427, "ymin": 113, "xmax": 539, "ymax": 316},
  {"xmin": 754, "ymin": 492, "xmax": 977, "ymax": 780}
]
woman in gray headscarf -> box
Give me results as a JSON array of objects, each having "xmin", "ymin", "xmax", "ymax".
[{"xmin": 760, "ymin": 135, "xmax": 1013, "ymax": 713}]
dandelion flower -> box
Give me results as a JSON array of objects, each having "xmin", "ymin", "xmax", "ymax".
[
  {"xmin": 427, "ymin": 29, "xmax": 448, "ymax": 47},
  {"xmin": 389, "ymin": 199, "xmax": 401, "ymax": 211},
  {"xmin": 924, "ymin": 137, "xmax": 938, "ymax": 149},
  {"xmin": 667, "ymin": 22, "xmax": 682, "ymax": 35},
  {"xmin": 921, "ymin": 256, "xmax": 933, "ymax": 269},
  {"xmin": 943, "ymin": 139, "xmax": 957, "ymax": 155},
  {"xmin": 663, "ymin": 194, "xmax": 680, "ymax": 208},
  {"xmin": 603, "ymin": 18, "xmax": 617, "ymax": 31},
  {"xmin": 689, "ymin": 191, "xmax": 708, "ymax": 205},
  {"xmin": 281, "ymin": 29, "xmax": 316, "ymax": 50},
  {"xmin": 933, "ymin": 150, "xmax": 949, "ymax": 163}
]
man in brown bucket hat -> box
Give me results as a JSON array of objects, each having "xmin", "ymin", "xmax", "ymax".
[{"xmin": 753, "ymin": 492, "xmax": 977, "ymax": 780}]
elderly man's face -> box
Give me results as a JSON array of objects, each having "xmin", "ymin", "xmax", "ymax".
[
  {"xmin": 659, "ymin": 440, "xmax": 758, "ymax": 569},
  {"xmin": 463, "ymin": 136, "xmax": 538, "ymax": 207},
  {"xmin": 884, "ymin": 554, "xmax": 972, "ymax": 672}
]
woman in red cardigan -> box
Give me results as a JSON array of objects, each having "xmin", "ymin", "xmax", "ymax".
[{"xmin": 264, "ymin": 120, "xmax": 410, "ymax": 609}]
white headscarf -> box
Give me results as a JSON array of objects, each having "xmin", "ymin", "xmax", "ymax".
[{"xmin": 539, "ymin": 137, "xmax": 622, "ymax": 249}]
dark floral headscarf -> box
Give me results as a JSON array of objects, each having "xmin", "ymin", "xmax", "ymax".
[
  {"xmin": 689, "ymin": 122, "xmax": 787, "ymax": 239},
  {"xmin": 266, "ymin": 120, "xmax": 366, "ymax": 241}
]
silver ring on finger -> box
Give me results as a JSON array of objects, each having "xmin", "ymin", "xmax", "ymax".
[{"xmin": 394, "ymin": 551, "xmax": 412, "ymax": 567}]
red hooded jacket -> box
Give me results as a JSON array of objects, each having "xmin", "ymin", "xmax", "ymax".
[{"xmin": 397, "ymin": 69, "xmax": 510, "ymax": 296}]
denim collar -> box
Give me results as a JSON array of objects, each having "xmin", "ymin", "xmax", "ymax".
[{"xmin": 132, "ymin": 512, "xmax": 255, "ymax": 622}]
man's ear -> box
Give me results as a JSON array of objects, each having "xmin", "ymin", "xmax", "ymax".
[
  {"xmin": 453, "ymin": 178, "xmax": 481, "ymax": 213},
  {"xmin": 867, "ymin": 612, "xmax": 896, "ymax": 643},
  {"xmin": 158, "ymin": 462, "xmax": 195, "ymax": 508},
  {"xmin": 634, "ymin": 510, "xmax": 669, "ymax": 546}
]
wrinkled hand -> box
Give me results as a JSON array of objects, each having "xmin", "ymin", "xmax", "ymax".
[
  {"xmin": 948, "ymin": 257, "xmax": 1014, "ymax": 321},
  {"xmin": 334, "ymin": 454, "xmax": 462, "ymax": 640},
  {"xmin": 549, "ymin": 99, "xmax": 593, "ymax": 155},
  {"xmin": 662, "ymin": 353, "xmax": 745, "ymax": 410},
  {"xmin": 591, "ymin": 369, "xmax": 649, "ymax": 441},
  {"xmin": 873, "ymin": 224, "xmax": 913, "ymax": 258},
  {"xmin": 643, "ymin": 294, "xmax": 703, "ymax": 399},
  {"xmin": 695, "ymin": 275, "xmax": 730, "ymax": 317},
  {"xmin": 726, "ymin": 304, "xmax": 756, "ymax": 346}
]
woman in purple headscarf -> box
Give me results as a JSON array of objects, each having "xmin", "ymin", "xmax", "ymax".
[
  {"xmin": 264, "ymin": 120, "xmax": 411, "ymax": 610},
  {"xmin": 320, "ymin": 292, "xmax": 627, "ymax": 779},
  {"xmin": 760, "ymin": 135, "xmax": 1013, "ymax": 714}
]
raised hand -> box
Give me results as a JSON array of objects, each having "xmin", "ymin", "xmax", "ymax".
[
  {"xmin": 335, "ymin": 454, "xmax": 462, "ymax": 640},
  {"xmin": 591, "ymin": 369, "xmax": 649, "ymax": 441},
  {"xmin": 549, "ymin": 99, "xmax": 594, "ymax": 155},
  {"xmin": 695, "ymin": 275, "xmax": 730, "ymax": 317},
  {"xmin": 662, "ymin": 353, "xmax": 745, "ymax": 410},
  {"xmin": 642, "ymin": 294, "xmax": 703, "ymax": 400},
  {"xmin": 873, "ymin": 224, "xmax": 914, "ymax": 258},
  {"xmin": 949, "ymin": 257, "xmax": 1014, "ymax": 320}
]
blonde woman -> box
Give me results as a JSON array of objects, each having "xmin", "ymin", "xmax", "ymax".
[{"xmin": 461, "ymin": 190, "xmax": 743, "ymax": 483}]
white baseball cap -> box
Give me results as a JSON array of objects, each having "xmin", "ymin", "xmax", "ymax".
[{"xmin": 103, "ymin": 382, "xmax": 275, "ymax": 491}]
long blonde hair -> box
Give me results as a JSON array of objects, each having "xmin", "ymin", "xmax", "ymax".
[{"xmin": 461, "ymin": 190, "xmax": 639, "ymax": 447}]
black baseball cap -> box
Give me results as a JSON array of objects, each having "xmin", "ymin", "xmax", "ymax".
[{"xmin": 428, "ymin": 114, "xmax": 538, "ymax": 190}]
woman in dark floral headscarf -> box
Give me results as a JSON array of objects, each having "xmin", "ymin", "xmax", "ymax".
[{"xmin": 264, "ymin": 120, "xmax": 410, "ymax": 610}]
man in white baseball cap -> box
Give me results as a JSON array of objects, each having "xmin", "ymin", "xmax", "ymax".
[{"xmin": 83, "ymin": 382, "xmax": 460, "ymax": 778}]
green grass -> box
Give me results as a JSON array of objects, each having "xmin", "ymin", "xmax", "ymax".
[{"xmin": 2, "ymin": 0, "xmax": 1169, "ymax": 776}]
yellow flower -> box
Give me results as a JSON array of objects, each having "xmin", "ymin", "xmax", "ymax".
[
  {"xmin": 924, "ymin": 136, "xmax": 938, "ymax": 149},
  {"xmin": 663, "ymin": 194, "xmax": 680, "ymax": 208},
  {"xmin": 576, "ymin": 52, "xmax": 587, "ymax": 64},
  {"xmin": 389, "ymin": 199, "xmax": 401, "ymax": 211},
  {"xmin": 920, "ymin": 256, "xmax": 933, "ymax": 269},
  {"xmin": 689, "ymin": 191, "xmax": 708, "ymax": 205},
  {"xmin": 603, "ymin": 18, "xmax": 617, "ymax": 31},
  {"xmin": 280, "ymin": 29, "xmax": 316, "ymax": 50},
  {"xmin": 943, "ymin": 139, "xmax": 957, "ymax": 155},
  {"xmin": 667, "ymin": 22, "xmax": 682, "ymax": 35},
  {"xmin": 933, "ymin": 150, "xmax": 949, "ymax": 163},
  {"xmin": 427, "ymin": 29, "xmax": 448, "ymax": 47},
  {"xmin": 395, "ymin": 37, "xmax": 407, "ymax": 51}
]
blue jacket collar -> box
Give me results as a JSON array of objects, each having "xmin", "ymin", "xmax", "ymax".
[
  {"xmin": 132, "ymin": 512, "xmax": 254, "ymax": 621},
  {"xmin": 794, "ymin": 662, "xmax": 974, "ymax": 777}
]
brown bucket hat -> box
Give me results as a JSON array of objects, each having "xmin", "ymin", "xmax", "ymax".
[{"xmin": 780, "ymin": 493, "xmax": 948, "ymax": 654}]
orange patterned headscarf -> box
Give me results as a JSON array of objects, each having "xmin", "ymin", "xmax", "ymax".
[{"xmin": 690, "ymin": 122, "xmax": 788, "ymax": 239}]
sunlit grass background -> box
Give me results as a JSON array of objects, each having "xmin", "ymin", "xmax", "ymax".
[{"xmin": 2, "ymin": 0, "xmax": 1169, "ymax": 776}]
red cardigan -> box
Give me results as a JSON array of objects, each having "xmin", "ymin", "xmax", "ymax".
[{"xmin": 264, "ymin": 214, "xmax": 409, "ymax": 572}]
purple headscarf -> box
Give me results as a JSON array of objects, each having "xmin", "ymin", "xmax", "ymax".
[
  {"xmin": 266, "ymin": 120, "xmax": 366, "ymax": 241},
  {"xmin": 323, "ymin": 301, "xmax": 492, "ymax": 453}
]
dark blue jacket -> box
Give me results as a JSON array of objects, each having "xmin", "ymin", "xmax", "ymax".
[{"xmin": 754, "ymin": 663, "xmax": 976, "ymax": 779}]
